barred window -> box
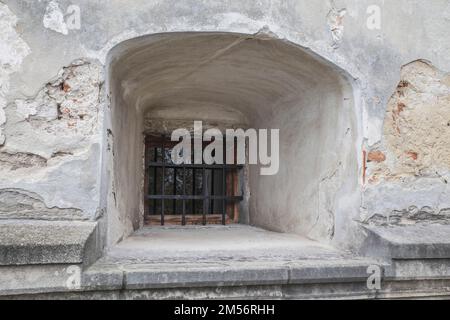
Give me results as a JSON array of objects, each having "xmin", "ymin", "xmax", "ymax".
[{"xmin": 144, "ymin": 135, "xmax": 243, "ymax": 226}]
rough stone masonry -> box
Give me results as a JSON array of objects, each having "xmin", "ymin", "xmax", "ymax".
[{"xmin": 1, "ymin": 0, "xmax": 450, "ymax": 299}]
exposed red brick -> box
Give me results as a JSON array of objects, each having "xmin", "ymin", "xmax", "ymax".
[
  {"xmin": 62, "ymin": 81, "xmax": 71, "ymax": 92},
  {"xmin": 396, "ymin": 102, "xmax": 406, "ymax": 115},
  {"xmin": 367, "ymin": 150, "xmax": 386, "ymax": 163},
  {"xmin": 406, "ymin": 151, "xmax": 418, "ymax": 160},
  {"xmin": 396, "ymin": 80, "xmax": 409, "ymax": 97}
]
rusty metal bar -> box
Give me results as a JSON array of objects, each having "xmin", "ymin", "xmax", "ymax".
[
  {"xmin": 202, "ymin": 167, "xmax": 207, "ymax": 225},
  {"xmin": 161, "ymin": 138, "xmax": 165, "ymax": 226},
  {"xmin": 182, "ymin": 166, "xmax": 186, "ymax": 226}
]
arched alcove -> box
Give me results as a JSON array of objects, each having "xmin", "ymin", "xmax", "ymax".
[{"xmin": 105, "ymin": 32, "xmax": 358, "ymax": 246}]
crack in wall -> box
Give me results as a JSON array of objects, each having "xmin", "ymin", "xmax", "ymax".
[
  {"xmin": 0, "ymin": 152, "xmax": 47, "ymax": 170},
  {"xmin": 327, "ymin": 3, "xmax": 347, "ymax": 48},
  {"xmin": 365, "ymin": 206, "xmax": 450, "ymax": 227},
  {"xmin": 0, "ymin": 188, "xmax": 87, "ymax": 221},
  {"xmin": 308, "ymin": 161, "xmax": 342, "ymax": 241},
  {"xmin": 0, "ymin": 150, "xmax": 76, "ymax": 171}
]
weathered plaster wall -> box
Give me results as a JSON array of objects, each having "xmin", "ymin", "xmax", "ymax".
[
  {"xmin": 104, "ymin": 61, "xmax": 142, "ymax": 244},
  {"xmin": 0, "ymin": 58, "xmax": 104, "ymax": 220},
  {"xmin": 364, "ymin": 60, "xmax": 450, "ymax": 226},
  {"xmin": 0, "ymin": 3, "xmax": 30, "ymax": 146},
  {"xmin": 106, "ymin": 32, "xmax": 357, "ymax": 245},
  {"xmin": 0, "ymin": 0, "xmax": 449, "ymax": 251},
  {"xmin": 1, "ymin": 3, "xmax": 103, "ymax": 221}
]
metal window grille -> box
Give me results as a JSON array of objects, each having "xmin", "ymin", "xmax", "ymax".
[{"xmin": 144, "ymin": 135, "xmax": 243, "ymax": 226}]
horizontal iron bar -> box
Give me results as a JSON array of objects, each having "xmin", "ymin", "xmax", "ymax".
[
  {"xmin": 147, "ymin": 162, "xmax": 244, "ymax": 169},
  {"xmin": 147, "ymin": 195, "xmax": 243, "ymax": 201}
]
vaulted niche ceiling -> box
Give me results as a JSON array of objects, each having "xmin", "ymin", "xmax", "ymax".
[{"xmin": 107, "ymin": 32, "xmax": 358, "ymax": 245}]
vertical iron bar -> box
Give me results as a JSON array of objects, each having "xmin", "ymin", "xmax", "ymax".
[
  {"xmin": 161, "ymin": 138, "xmax": 165, "ymax": 226},
  {"xmin": 182, "ymin": 166, "xmax": 186, "ymax": 226},
  {"xmin": 173, "ymin": 168, "xmax": 177, "ymax": 215},
  {"xmin": 222, "ymin": 137, "xmax": 226, "ymax": 225},
  {"xmin": 232, "ymin": 168, "xmax": 237, "ymax": 223},
  {"xmin": 202, "ymin": 166, "xmax": 207, "ymax": 225},
  {"xmin": 192, "ymin": 168, "xmax": 196, "ymax": 214},
  {"xmin": 192, "ymin": 141, "xmax": 195, "ymax": 215},
  {"xmin": 210, "ymin": 169, "xmax": 215, "ymax": 214},
  {"xmin": 144, "ymin": 139, "xmax": 149, "ymax": 220},
  {"xmin": 153, "ymin": 147, "xmax": 157, "ymax": 215},
  {"xmin": 222, "ymin": 168, "xmax": 226, "ymax": 225}
]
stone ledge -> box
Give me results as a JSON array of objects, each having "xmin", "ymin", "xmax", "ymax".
[
  {"xmin": 78, "ymin": 225, "xmax": 384, "ymax": 291},
  {"xmin": 81, "ymin": 258, "xmax": 382, "ymax": 292},
  {"xmin": 361, "ymin": 224, "xmax": 450, "ymax": 259},
  {"xmin": 0, "ymin": 264, "xmax": 83, "ymax": 296},
  {"xmin": 388, "ymin": 259, "xmax": 450, "ymax": 280},
  {"xmin": 0, "ymin": 220, "xmax": 98, "ymax": 266},
  {"xmin": 0, "ymin": 259, "xmax": 381, "ymax": 297},
  {"xmin": 123, "ymin": 265, "xmax": 289, "ymax": 290},
  {"xmin": 288, "ymin": 261, "xmax": 376, "ymax": 284},
  {"xmin": 6, "ymin": 279, "xmax": 450, "ymax": 300}
]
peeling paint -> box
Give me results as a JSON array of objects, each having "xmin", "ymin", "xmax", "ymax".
[
  {"xmin": 4, "ymin": 59, "xmax": 103, "ymax": 158},
  {"xmin": 0, "ymin": 60, "xmax": 104, "ymax": 220},
  {"xmin": 367, "ymin": 60, "xmax": 450, "ymax": 182},
  {"xmin": 0, "ymin": 188, "xmax": 86, "ymax": 220},
  {"xmin": 0, "ymin": 152, "xmax": 47, "ymax": 170},
  {"xmin": 363, "ymin": 60, "xmax": 450, "ymax": 224},
  {"xmin": 365, "ymin": 206, "xmax": 450, "ymax": 227},
  {"xmin": 327, "ymin": 6, "xmax": 347, "ymax": 48},
  {"xmin": 43, "ymin": 0, "xmax": 68, "ymax": 35},
  {"xmin": 0, "ymin": 3, "xmax": 31, "ymax": 145}
]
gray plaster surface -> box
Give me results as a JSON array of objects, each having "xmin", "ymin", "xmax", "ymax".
[
  {"xmin": 0, "ymin": 219, "xmax": 97, "ymax": 265},
  {"xmin": 2, "ymin": 0, "xmax": 450, "ymax": 257},
  {"xmin": 362, "ymin": 224, "xmax": 450, "ymax": 259}
]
